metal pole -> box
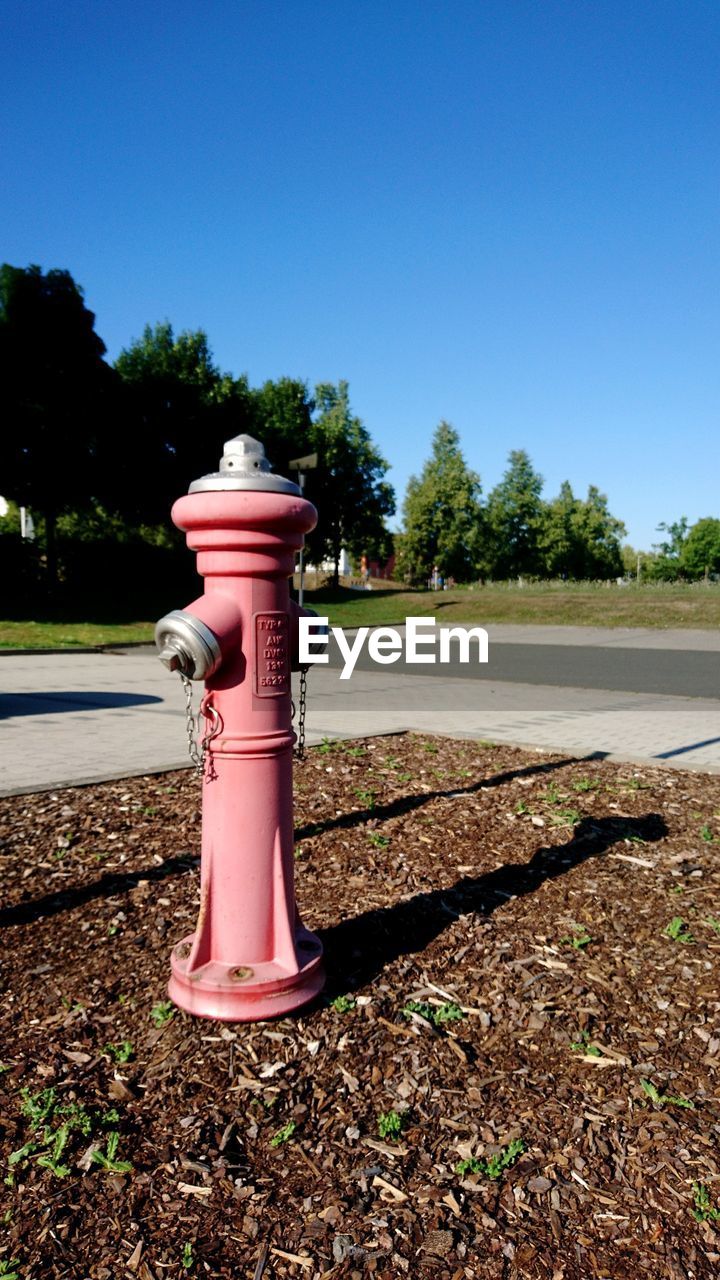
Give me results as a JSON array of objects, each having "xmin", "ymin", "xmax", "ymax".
[{"xmin": 298, "ymin": 472, "xmax": 305, "ymax": 607}]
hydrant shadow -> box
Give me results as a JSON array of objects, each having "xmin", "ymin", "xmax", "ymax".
[
  {"xmin": 318, "ymin": 813, "xmax": 667, "ymax": 995},
  {"xmin": 296, "ymin": 752, "xmax": 602, "ymax": 842},
  {"xmin": 0, "ymin": 853, "xmax": 198, "ymax": 929}
]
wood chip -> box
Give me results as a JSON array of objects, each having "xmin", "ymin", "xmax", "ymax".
[
  {"xmin": 609, "ymin": 853, "xmax": 656, "ymax": 869},
  {"xmin": 372, "ymin": 1174, "xmax": 408, "ymax": 1202},
  {"xmin": 363, "ymin": 1138, "xmax": 408, "ymax": 1159},
  {"xmin": 126, "ymin": 1239, "xmax": 143, "ymax": 1271},
  {"xmin": 270, "ymin": 1248, "xmax": 313, "ymax": 1268}
]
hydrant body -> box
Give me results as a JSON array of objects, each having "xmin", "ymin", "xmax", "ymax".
[{"xmin": 156, "ymin": 436, "xmax": 325, "ymax": 1021}]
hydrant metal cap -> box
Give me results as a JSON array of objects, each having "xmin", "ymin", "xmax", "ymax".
[{"xmin": 188, "ymin": 434, "xmax": 301, "ymax": 496}]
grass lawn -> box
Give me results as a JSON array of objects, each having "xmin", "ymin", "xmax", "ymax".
[
  {"xmin": 1, "ymin": 581, "xmax": 718, "ymax": 648},
  {"xmin": 0, "ymin": 618, "xmax": 156, "ymax": 649},
  {"xmin": 305, "ymin": 580, "xmax": 720, "ymax": 630}
]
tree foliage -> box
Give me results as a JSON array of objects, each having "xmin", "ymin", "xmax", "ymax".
[
  {"xmin": 680, "ymin": 517, "xmax": 720, "ymax": 579},
  {"xmin": 485, "ymin": 450, "xmax": 544, "ymax": 578},
  {"xmin": 114, "ymin": 321, "xmax": 255, "ymax": 525},
  {"xmin": 306, "ymin": 381, "xmax": 395, "ymax": 586},
  {"xmin": 540, "ymin": 481, "xmax": 625, "ymax": 579},
  {"xmin": 396, "ymin": 422, "xmax": 482, "ymax": 585},
  {"xmin": 398, "ymin": 433, "xmax": 630, "ymax": 584},
  {"xmin": 0, "ymin": 263, "xmax": 114, "ymax": 581}
]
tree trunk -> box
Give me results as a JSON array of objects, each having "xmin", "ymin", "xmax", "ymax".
[
  {"xmin": 44, "ymin": 507, "xmax": 58, "ymax": 594},
  {"xmin": 330, "ymin": 533, "xmax": 341, "ymax": 591}
]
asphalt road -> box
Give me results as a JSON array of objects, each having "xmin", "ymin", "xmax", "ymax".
[{"xmin": 324, "ymin": 637, "xmax": 720, "ymax": 699}]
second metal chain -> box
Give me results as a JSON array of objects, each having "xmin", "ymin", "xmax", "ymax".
[{"xmin": 295, "ymin": 666, "xmax": 308, "ymax": 760}]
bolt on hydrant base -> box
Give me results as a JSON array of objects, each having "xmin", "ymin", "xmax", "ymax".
[
  {"xmin": 169, "ymin": 932, "xmax": 325, "ymax": 1022},
  {"xmin": 155, "ymin": 434, "xmax": 326, "ymax": 1022}
]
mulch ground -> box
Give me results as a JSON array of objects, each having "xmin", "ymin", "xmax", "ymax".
[{"xmin": 2, "ymin": 733, "xmax": 720, "ymax": 1280}]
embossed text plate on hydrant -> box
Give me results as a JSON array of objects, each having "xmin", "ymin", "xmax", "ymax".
[{"xmin": 253, "ymin": 611, "xmax": 291, "ymax": 696}]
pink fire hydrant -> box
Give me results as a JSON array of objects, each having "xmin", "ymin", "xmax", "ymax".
[{"xmin": 155, "ymin": 435, "xmax": 325, "ymax": 1021}]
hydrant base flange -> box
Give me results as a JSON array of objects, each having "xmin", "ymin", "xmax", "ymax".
[{"xmin": 168, "ymin": 932, "xmax": 325, "ymax": 1022}]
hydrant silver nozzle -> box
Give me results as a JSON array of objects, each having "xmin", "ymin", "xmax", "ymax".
[
  {"xmin": 188, "ymin": 433, "xmax": 301, "ymax": 495},
  {"xmin": 155, "ymin": 610, "xmax": 222, "ymax": 681}
]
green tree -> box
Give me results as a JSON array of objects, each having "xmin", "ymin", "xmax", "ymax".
[
  {"xmin": 540, "ymin": 482, "xmax": 625, "ymax": 579},
  {"xmin": 486, "ymin": 450, "xmax": 544, "ymax": 578},
  {"xmin": 114, "ymin": 322, "xmax": 254, "ymax": 525},
  {"xmin": 0, "ymin": 263, "xmax": 114, "ymax": 585},
  {"xmin": 648, "ymin": 516, "xmax": 689, "ymax": 581},
  {"xmin": 396, "ymin": 422, "xmax": 482, "ymax": 585},
  {"xmin": 680, "ymin": 517, "xmax": 720, "ymax": 579},
  {"xmin": 539, "ymin": 480, "xmax": 578, "ymax": 578},
  {"xmin": 579, "ymin": 486, "xmax": 626, "ymax": 578},
  {"xmin": 307, "ymin": 381, "xmax": 394, "ymax": 587},
  {"xmin": 251, "ymin": 377, "xmax": 315, "ymax": 472}
]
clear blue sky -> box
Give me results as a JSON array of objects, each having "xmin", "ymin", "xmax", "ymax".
[{"xmin": 2, "ymin": 0, "xmax": 718, "ymax": 550}]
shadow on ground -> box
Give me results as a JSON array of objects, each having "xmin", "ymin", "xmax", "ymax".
[
  {"xmin": 0, "ymin": 691, "xmax": 163, "ymax": 719},
  {"xmin": 319, "ymin": 812, "xmax": 668, "ymax": 994},
  {"xmin": 295, "ymin": 753, "xmax": 598, "ymax": 840}
]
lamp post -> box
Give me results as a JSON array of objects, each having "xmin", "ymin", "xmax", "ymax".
[{"xmin": 288, "ymin": 453, "xmax": 318, "ymax": 607}]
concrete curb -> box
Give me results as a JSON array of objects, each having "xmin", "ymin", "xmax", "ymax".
[{"xmin": 3, "ymin": 724, "xmax": 718, "ymax": 800}]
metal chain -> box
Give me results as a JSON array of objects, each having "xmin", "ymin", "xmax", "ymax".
[
  {"xmin": 179, "ymin": 673, "xmax": 205, "ymax": 778},
  {"xmin": 295, "ymin": 666, "xmax": 308, "ymax": 760},
  {"xmin": 181, "ymin": 668, "xmax": 307, "ymax": 771}
]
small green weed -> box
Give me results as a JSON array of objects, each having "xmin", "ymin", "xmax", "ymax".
[
  {"xmin": 269, "ymin": 1121, "xmax": 296, "ymax": 1148},
  {"xmin": 36, "ymin": 1125, "xmax": 70, "ymax": 1178},
  {"xmin": 150, "ymin": 1000, "xmax": 175, "ymax": 1026},
  {"xmin": 423, "ymin": 743, "xmax": 438, "ymax": 754},
  {"xmin": 704, "ymin": 916, "xmax": 720, "ymax": 934},
  {"xmin": 570, "ymin": 1031, "xmax": 601, "ymax": 1056},
  {"xmin": 403, "ymin": 999, "xmax": 465, "ymax": 1027},
  {"xmin": 664, "ymin": 917, "xmax": 696, "ymax": 944},
  {"xmin": 354, "ymin": 788, "xmax": 376, "ymax": 809},
  {"xmin": 318, "ymin": 737, "xmax": 336, "ymax": 753},
  {"xmin": 572, "ymin": 777, "xmax": 600, "ymax": 793},
  {"xmin": 377, "ymin": 1110, "xmax": 408, "ymax": 1141},
  {"xmin": 20, "ymin": 1087, "xmax": 57, "ymax": 1128},
  {"xmin": 640, "ymin": 1079, "xmax": 694, "ymax": 1110},
  {"xmin": 514, "ymin": 800, "xmax": 529, "ymax": 815},
  {"xmin": 104, "ymin": 1040, "xmax": 134, "ymax": 1064},
  {"xmin": 692, "ymin": 1182, "xmax": 720, "ymax": 1222},
  {"xmin": 11, "ymin": 1091, "xmax": 121, "ymax": 1182},
  {"xmin": 700, "ymin": 824, "xmax": 717, "ymax": 844},
  {"xmin": 367, "ymin": 832, "xmax": 390, "ymax": 848},
  {"xmin": 331, "ymin": 995, "xmax": 356, "ymax": 1013},
  {"xmin": 544, "ymin": 783, "xmax": 562, "ymax": 804},
  {"xmin": 561, "ymin": 927, "xmax": 592, "ymax": 950},
  {"xmin": 550, "ymin": 808, "xmax": 582, "ymax": 827},
  {"xmin": 92, "ymin": 1131, "xmax": 133, "ymax": 1173},
  {"xmin": 181, "ymin": 1241, "xmax": 195, "ymax": 1271},
  {"xmin": 346, "ymin": 746, "xmax": 367, "ymax": 757},
  {"xmin": 0, "ymin": 1260, "xmax": 22, "ymax": 1278},
  {"xmin": 456, "ymin": 1138, "xmax": 525, "ymax": 1180}
]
